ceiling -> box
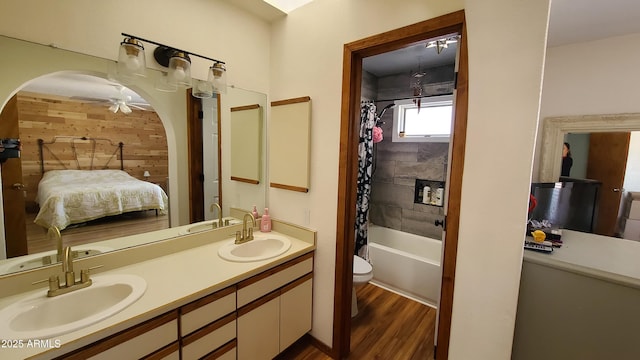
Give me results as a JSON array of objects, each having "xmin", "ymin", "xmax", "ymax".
[{"xmin": 18, "ymin": 0, "xmax": 640, "ymax": 104}]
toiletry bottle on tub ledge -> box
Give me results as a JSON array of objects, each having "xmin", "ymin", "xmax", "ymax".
[{"xmin": 261, "ymin": 208, "xmax": 272, "ymax": 232}]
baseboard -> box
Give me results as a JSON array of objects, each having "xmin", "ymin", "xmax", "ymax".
[
  {"xmin": 307, "ymin": 333, "xmax": 333, "ymax": 357},
  {"xmin": 275, "ymin": 333, "xmax": 335, "ymax": 359}
]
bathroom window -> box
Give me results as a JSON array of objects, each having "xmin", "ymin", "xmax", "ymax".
[{"xmin": 392, "ymin": 94, "xmax": 453, "ymax": 143}]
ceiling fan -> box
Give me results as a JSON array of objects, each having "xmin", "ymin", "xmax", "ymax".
[{"xmin": 72, "ymin": 85, "xmax": 151, "ymax": 114}]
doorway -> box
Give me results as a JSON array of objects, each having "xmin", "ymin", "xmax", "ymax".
[{"xmin": 333, "ymin": 10, "xmax": 468, "ymax": 360}]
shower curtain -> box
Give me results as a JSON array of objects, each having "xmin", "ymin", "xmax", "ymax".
[{"xmin": 355, "ymin": 102, "xmax": 377, "ymax": 259}]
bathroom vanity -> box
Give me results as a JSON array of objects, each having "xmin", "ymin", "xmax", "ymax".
[
  {"xmin": 512, "ymin": 230, "xmax": 640, "ymax": 359},
  {"xmin": 0, "ymin": 218, "xmax": 315, "ymax": 360}
]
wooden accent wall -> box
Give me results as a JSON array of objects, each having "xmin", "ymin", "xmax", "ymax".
[{"xmin": 16, "ymin": 91, "xmax": 168, "ymax": 211}]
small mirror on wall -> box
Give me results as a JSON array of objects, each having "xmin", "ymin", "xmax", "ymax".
[
  {"xmin": 269, "ymin": 96, "xmax": 311, "ymax": 193},
  {"xmin": 230, "ymin": 104, "xmax": 262, "ymax": 184}
]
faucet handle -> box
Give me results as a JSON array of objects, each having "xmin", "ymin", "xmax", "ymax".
[
  {"xmin": 32, "ymin": 275, "xmax": 60, "ymax": 293},
  {"xmin": 80, "ymin": 265, "xmax": 103, "ymax": 283}
]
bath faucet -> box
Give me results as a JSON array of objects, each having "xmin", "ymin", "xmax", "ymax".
[
  {"xmin": 210, "ymin": 202, "xmax": 223, "ymax": 228},
  {"xmin": 49, "ymin": 226, "xmax": 63, "ymax": 262},
  {"xmin": 236, "ymin": 213, "xmax": 256, "ymax": 244},
  {"xmin": 33, "ymin": 246, "xmax": 101, "ymax": 297}
]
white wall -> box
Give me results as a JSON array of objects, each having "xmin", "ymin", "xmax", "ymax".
[
  {"xmin": 269, "ymin": 0, "xmax": 550, "ymax": 358},
  {"xmin": 0, "ymin": 0, "xmax": 272, "ymax": 226},
  {"xmin": 534, "ymin": 33, "xmax": 640, "ymax": 180}
]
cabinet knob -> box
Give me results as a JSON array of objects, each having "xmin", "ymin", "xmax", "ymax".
[{"xmin": 11, "ymin": 183, "xmax": 24, "ymax": 190}]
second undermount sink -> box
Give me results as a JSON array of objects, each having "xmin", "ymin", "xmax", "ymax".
[
  {"xmin": 218, "ymin": 234, "xmax": 292, "ymax": 262},
  {"xmin": 0, "ymin": 274, "xmax": 146, "ymax": 339}
]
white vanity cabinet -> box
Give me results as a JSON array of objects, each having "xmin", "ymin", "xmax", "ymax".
[
  {"xmin": 236, "ymin": 253, "xmax": 313, "ymax": 360},
  {"xmin": 180, "ymin": 285, "xmax": 237, "ymax": 360}
]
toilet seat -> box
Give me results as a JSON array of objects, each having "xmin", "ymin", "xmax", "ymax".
[
  {"xmin": 353, "ymin": 255, "xmax": 373, "ymax": 285},
  {"xmin": 353, "ymin": 255, "xmax": 372, "ymax": 275}
]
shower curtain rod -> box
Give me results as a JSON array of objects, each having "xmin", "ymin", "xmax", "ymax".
[{"xmin": 372, "ymin": 92, "xmax": 454, "ymax": 103}]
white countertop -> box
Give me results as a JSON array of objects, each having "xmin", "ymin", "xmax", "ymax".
[
  {"xmin": 523, "ymin": 230, "xmax": 640, "ymax": 288},
  {"xmin": 0, "ymin": 227, "xmax": 314, "ymax": 360}
]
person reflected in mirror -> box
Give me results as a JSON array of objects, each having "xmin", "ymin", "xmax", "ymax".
[{"xmin": 561, "ymin": 142, "xmax": 573, "ymax": 177}]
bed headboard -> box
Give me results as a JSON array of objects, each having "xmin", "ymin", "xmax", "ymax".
[{"xmin": 37, "ymin": 136, "xmax": 124, "ymax": 175}]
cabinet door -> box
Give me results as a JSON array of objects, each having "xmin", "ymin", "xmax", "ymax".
[
  {"xmin": 280, "ymin": 274, "xmax": 313, "ymax": 351},
  {"xmin": 237, "ymin": 292, "xmax": 279, "ymax": 360}
]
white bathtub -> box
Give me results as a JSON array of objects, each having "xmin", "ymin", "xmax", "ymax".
[{"xmin": 367, "ymin": 224, "xmax": 442, "ymax": 308}]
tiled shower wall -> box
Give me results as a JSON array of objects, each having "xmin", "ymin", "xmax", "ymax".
[{"xmin": 363, "ymin": 65, "xmax": 454, "ymax": 240}]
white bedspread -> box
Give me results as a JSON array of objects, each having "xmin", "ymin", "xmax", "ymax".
[{"xmin": 35, "ymin": 169, "xmax": 168, "ymax": 230}]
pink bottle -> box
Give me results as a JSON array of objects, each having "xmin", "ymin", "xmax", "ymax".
[
  {"xmin": 251, "ymin": 205, "xmax": 259, "ymax": 220},
  {"xmin": 261, "ymin": 208, "xmax": 272, "ymax": 232}
]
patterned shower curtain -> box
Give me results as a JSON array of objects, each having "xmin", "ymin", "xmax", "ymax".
[{"xmin": 355, "ymin": 102, "xmax": 377, "ymax": 258}]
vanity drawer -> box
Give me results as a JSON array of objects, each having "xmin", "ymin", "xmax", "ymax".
[
  {"xmin": 180, "ymin": 285, "xmax": 236, "ymax": 336},
  {"xmin": 61, "ymin": 311, "xmax": 179, "ymax": 360},
  {"xmin": 182, "ymin": 313, "xmax": 237, "ymax": 360},
  {"xmin": 237, "ymin": 252, "xmax": 313, "ymax": 307}
]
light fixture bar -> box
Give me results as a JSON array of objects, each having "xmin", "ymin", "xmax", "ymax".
[{"xmin": 121, "ymin": 33, "xmax": 225, "ymax": 65}]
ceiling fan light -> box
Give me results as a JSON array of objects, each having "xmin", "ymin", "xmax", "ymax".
[
  {"xmin": 117, "ymin": 37, "xmax": 147, "ymax": 78},
  {"xmin": 108, "ymin": 104, "xmax": 119, "ymax": 113},
  {"xmin": 167, "ymin": 52, "xmax": 192, "ymax": 87},
  {"xmin": 208, "ymin": 62, "xmax": 227, "ymax": 94}
]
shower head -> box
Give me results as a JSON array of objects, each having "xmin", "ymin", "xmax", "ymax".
[{"xmin": 377, "ymin": 103, "xmax": 396, "ymax": 119}]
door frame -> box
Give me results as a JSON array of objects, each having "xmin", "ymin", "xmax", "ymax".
[
  {"xmin": 187, "ymin": 90, "xmax": 223, "ymax": 222},
  {"xmin": 333, "ymin": 10, "xmax": 468, "ymax": 359}
]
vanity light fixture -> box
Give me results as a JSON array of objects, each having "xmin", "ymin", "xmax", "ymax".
[
  {"xmin": 117, "ymin": 33, "xmax": 226, "ymax": 96},
  {"xmin": 143, "ymin": 170, "xmax": 150, "ymax": 179}
]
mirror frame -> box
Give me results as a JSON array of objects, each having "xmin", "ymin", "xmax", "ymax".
[{"xmin": 539, "ymin": 113, "xmax": 640, "ymax": 182}]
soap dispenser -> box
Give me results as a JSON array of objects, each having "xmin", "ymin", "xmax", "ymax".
[
  {"xmin": 251, "ymin": 205, "xmax": 259, "ymax": 220},
  {"xmin": 261, "ymin": 208, "xmax": 272, "ymax": 232}
]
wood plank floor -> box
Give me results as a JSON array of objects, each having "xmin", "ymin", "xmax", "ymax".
[
  {"xmin": 25, "ymin": 211, "xmax": 169, "ymax": 254},
  {"xmin": 280, "ymin": 283, "xmax": 436, "ymax": 359}
]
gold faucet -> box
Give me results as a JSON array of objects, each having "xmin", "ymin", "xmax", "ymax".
[
  {"xmin": 47, "ymin": 226, "xmax": 63, "ymax": 262},
  {"xmin": 34, "ymin": 246, "xmax": 100, "ymax": 297},
  {"xmin": 210, "ymin": 202, "xmax": 223, "ymax": 228},
  {"xmin": 235, "ymin": 213, "xmax": 256, "ymax": 244}
]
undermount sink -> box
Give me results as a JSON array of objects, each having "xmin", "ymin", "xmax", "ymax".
[
  {"xmin": 0, "ymin": 274, "xmax": 146, "ymax": 339},
  {"xmin": 179, "ymin": 218, "xmax": 242, "ymax": 235},
  {"xmin": 218, "ymin": 234, "xmax": 292, "ymax": 262}
]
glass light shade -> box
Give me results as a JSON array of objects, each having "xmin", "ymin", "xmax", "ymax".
[
  {"xmin": 167, "ymin": 52, "xmax": 192, "ymax": 87},
  {"xmin": 143, "ymin": 171, "xmax": 150, "ymax": 178},
  {"xmin": 208, "ymin": 62, "xmax": 227, "ymax": 94},
  {"xmin": 154, "ymin": 72, "xmax": 177, "ymax": 92},
  {"xmin": 154, "ymin": 71, "xmax": 177, "ymax": 92},
  {"xmin": 192, "ymin": 79, "xmax": 214, "ymax": 98},
  {"xmin": 117, "ymin": 38, "xmax": 147, "ymax": 78}
]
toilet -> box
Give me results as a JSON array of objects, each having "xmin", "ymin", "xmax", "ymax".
[{"xmin": 352, "ymin": 255, "xmax": 373, "ymax": 317}]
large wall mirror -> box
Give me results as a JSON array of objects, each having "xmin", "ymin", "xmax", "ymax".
[
  {"xmin": 535, "ymin": 113, "xmax": 640, "ymax": 237},
  {"xmin": 0, "ymin": 35, "xmax": 267, "ymax": 275}
]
